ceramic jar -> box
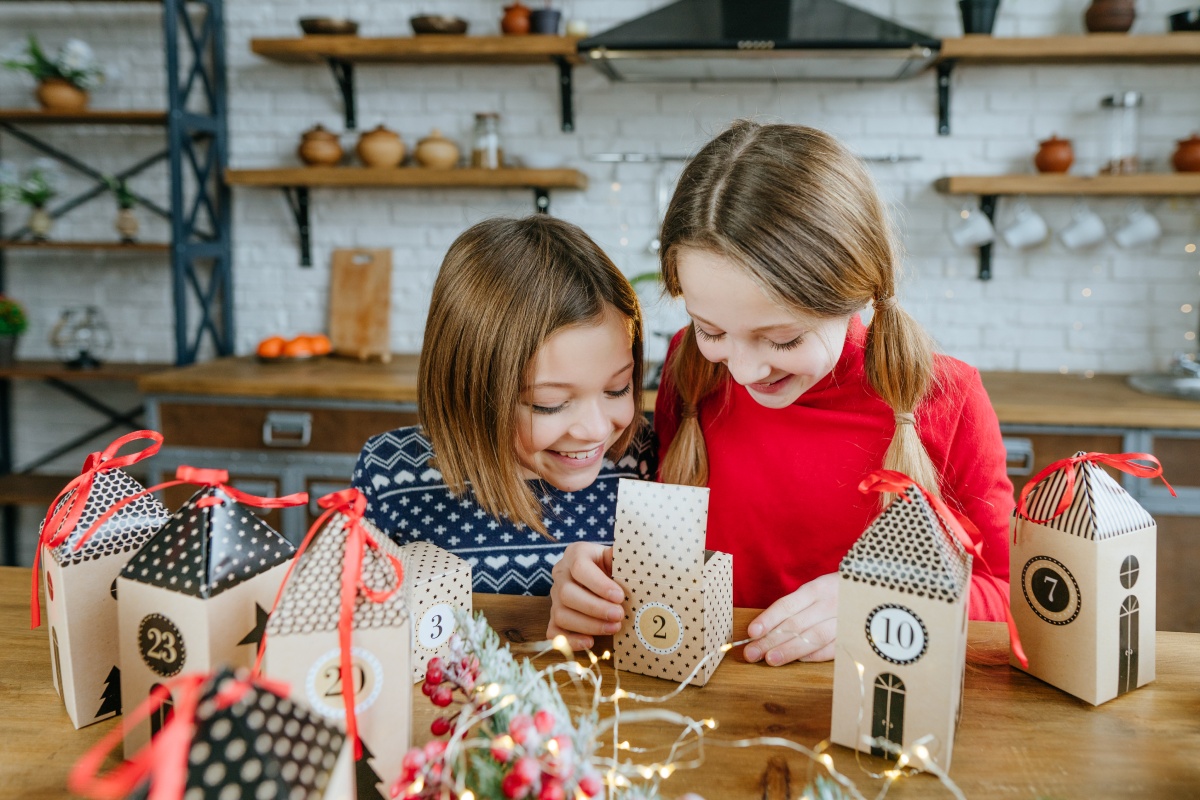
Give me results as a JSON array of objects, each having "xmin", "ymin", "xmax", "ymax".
[
  {"xmin": 501, "ymin": 2, "xmax": 531, "ymax": 34},
  {"xmin": 28, "ymin": 206, "xmax": 53, "ymax": 240},
  {"xmin": 414, "ymin": 129, "xmax": 460, "ymax": 169},
  {"xmin": 1034, "ymin": 135, "xmax": 1074, "ymax": 173},
  {"xmin": 115, "ymin": 208, "xmax": 139, "ymax": 243},
  {"xmin": 297, "ymin": 124, "xmax": 344, "ymax": 167},
  {"xmin": 356, "ymin": 124, "xmax": 405, "ymax": 168},
  {"xmin": 1084, "ymin": 0, "xmax": 1135, "ymax": 33},
  {"xmin": 36, "ymin": 78, "xmax": 89, "ymax": 112},
  {"xmin": 1172, "ymin": 134, "xmax": 1200, "ymax": 172}
]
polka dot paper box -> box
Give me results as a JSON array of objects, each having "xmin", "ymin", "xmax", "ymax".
[
  {"xmin": 116, "ymin": 485, "xmax": 296, "ymax": 755},
  {"xmin": 398, "ymin": 540, "xmax": 472, "ymax": 683},
  {"xmin": 261, "ymin": 508, "xmax": 412, "ymax": 799},
  {"xmin": 39, "ymin": 458, "xmax": 170, "ymax": 729},
  {"xmin": 611, "ymin": 479, "xmax": 733, "ymax": 687},
  {"xmin": 1010, "ymin": 455, "xmax": 1157, "ymax": 706},
  {"xmin": 830, "ymin": 485, "xmax": 971, "ymax": 772}
]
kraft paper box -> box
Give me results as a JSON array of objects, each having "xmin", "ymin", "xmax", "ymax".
[
  {"xmin": 261, "ymin": 510, "xmax": 412, "ymax": 800},
  {"xmin": 398, "ymin": 540, "xmax": 472, "ymax": 684},
  {"xmin": 117, "ymin": 486, "xmax": 295, "ymax": 754},
  {"xmin": 41, "ymin": 468, "xmax": 170, "ymax": 729},
  {"xmin": 611, "ymin": 479, "xmax": 733, "ymax": 687},
  {"xmin": 1011, "ymin": 457, "xmax": 1156, "ymax": 705},
  {"xmin": 831, "ymin": 486, "xmax": 971, "ymax": 772}
]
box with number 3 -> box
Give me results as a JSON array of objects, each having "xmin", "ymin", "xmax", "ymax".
[
  {"xmin": 398, "ymin": 541, "xmax": 472, "ymax": 683},
  {"xmin": 611, "ymin": 479, "xmax": 733, "ymax": 687}
]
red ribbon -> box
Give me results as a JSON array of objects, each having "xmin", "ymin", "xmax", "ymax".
[
  {"xmin": 253, "ymin": 487, "xmax": 404, "ymax": 760},
  {"xmin": 1016, "ymin": 452, "xmax": 1174, "ymax": 525},
  {"xmin": 68, "ymin": 670, "xmax": 291, "ymax": 800},
  {"xmin": 859, "ymin": 469, "xmax": 1028, "ymax": 669},
  {"xmin": 30, "ymin": 430, "xmax": 163, "ymax": 629}
]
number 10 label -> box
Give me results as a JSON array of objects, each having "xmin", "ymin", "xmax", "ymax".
[{"xmin": 866, "ymin": 605, "xmax": 928, "ymax": 665}]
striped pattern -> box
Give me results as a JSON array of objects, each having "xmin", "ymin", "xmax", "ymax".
[{"xmin": 1022, "ymin": 456, "xmax": 1155, "ymax": 540}]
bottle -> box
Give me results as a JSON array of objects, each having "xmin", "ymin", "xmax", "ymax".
[
  {"xmin": 472, "ymin": 113, "xmax": 503, "ymax": 169},
  {"xmin": 1099, "ymin": 91, "xmax": 1141, "ymax": 175}
]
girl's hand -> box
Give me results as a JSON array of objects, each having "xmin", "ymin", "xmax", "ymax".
[
  {"xmin": 547, "ymin": 542, "xmax": 626, "ymax": 651},
  {"xmin": 743, "ymin": 572, "xmax": 839, "ymax": 664}
]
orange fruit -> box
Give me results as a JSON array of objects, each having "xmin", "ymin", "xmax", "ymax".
[
  {"xmin": 308, "ymin": 333, "xmax": 332, "ymax": 356},
  {"xmin": 282, "ymin": 336, "xmax": 314, "ymax": 359},
  {"xmin": 256, "ymin": 335, "xmax": 285, "ymax": 358}
]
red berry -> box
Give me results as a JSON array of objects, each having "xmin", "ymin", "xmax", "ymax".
[
  {"xmin": 501, "ymin": 772, "xmax": 529, "ymax": 800},
  {"xmin": 431, "ymin": 684, "xmax": 454, "ymax": 707},
  {"xmin": 491, "ymin": 738, "xmax": 514, "ymax": 763},
  {"xmin": 533, "ymin": 710, "xmax": 555, "ymax": 735},
  {"xmin": 430, "ymin": 716, "xmax": 452, "ymax": 736},
  {"xmin": 424, "ymin": 739, "xmax": 448, "ymax": 761},
  {"xmin": 508, "ymin": 714, "xmax": 533, "ymax": 744},
  {"xmin": 577, "ymin": 774, "xmax": 602, "ymax": 798},
  {"xmin": 421, "ymin": 680, "xmax": 436, "ymax": 697},
  {"xmin": 401, "ymin": 748, "xmax": 426, "ymax": 773},
  {"xmin": 513, "ymin": 756, "xmax": 541, "ymax": 786},
  {"xmin": 538, "ymin": 778, "xmax": 565, "ymax": 800}
]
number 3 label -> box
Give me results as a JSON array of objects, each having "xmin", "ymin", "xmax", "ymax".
[
  {"xmin": 634, "ymin": 602, "xmax": 683, "ymax": 655},
  {"xmin": 866, "ymin": 605, "xmax": 928, "ymax": 665},
  {"xmin": 418, "ymin": 604, "xmax": 456, "ymax": 651}
]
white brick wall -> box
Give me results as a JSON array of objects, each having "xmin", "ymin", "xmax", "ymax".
[{"xmin": 0, "ymin": 0, "xmax": 1198, "ymax": 474}]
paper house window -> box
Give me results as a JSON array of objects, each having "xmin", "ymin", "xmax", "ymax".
[
  {"xmin": 398, "ymin": 540, "xmax": 472, "ymax": 683},
  {"xmin": 42, "ymin": 469, "xmax": 170, "ymax": 729},
  {"xmin": 1011, "ymin": 455, "xmax": 1157, "ymax": 705},
  {"xmin": 611, "ymin": 479, "xmax": 733, "ymax": 687},
  {"xmin": 831, "ymin": 485, "xmax": 971, "ymax": 771}
]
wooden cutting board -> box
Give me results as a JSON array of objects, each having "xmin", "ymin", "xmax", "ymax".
[{"xmin": 329, "ymin": 248, "xmax": 392, "ymax": 362}]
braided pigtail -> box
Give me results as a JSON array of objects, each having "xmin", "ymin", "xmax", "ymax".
[{"xmin": 659, "ymin": 326, "xmax": 725, "ymax": 487}]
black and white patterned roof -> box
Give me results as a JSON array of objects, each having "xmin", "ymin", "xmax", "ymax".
[
  {"xmin": 840, "ymin": 486, "xmax": 972, "ymax": 603},
  {"xmin": 120, "ymin": 486, "xmax": 295, "ymax": 598},
  {"xmin": 266, "ymin": 512, "xmax": 410, "ymax": 636},
  {"xmin": 44, "ymin": 470, "xmax": 170, "ymax": 568},
  {"xmin": 127, "ymin": 668, "xmax": 347, "ymax": 800},
  {"xmin": 1021, "ymin": 455, "xmax": 1155, "ymax": 540}
]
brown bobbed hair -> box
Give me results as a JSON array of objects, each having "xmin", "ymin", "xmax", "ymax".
[
  {"xmin": 419, "ymin": 215, "xmax": 645, "ymax": 536},
  {"xmin": 658, "ymin": 120, "xmax": 940, "ymax": 499}
]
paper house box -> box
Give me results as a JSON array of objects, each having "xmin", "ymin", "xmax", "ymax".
[
  {"xmin": 41, "ymin": 469, "xmax": 170, "ymax": 729},
  {"xmin": 398, "ymin": 540, "xmax": 472, "ymax": 683},
  {"xmin": 117, "ymin": 485, "xmax": 296, "ymax": 754},
  {"xmin": 611, "ymin": 479, "xmax": 733, "ymax": 687},
  {"xmin": 831, "ymin": 486, "xmax": 971, "ymax": 772},
  {"xmin": 261, "ymin": 510, "xmax": 412, "ymax": 800},
  {"xmin": 1011, "ymin": 457, "xmax": 1156, "ymax": 705}
]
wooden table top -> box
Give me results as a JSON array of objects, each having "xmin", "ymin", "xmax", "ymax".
[{"xmin": 2, "ymin": 566, "xmax": 1198, "ymax": 799}]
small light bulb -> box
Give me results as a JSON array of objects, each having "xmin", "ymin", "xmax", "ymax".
[{"xmin": 915, "ymin": 745, "xmax": 930, "ymax": 761}]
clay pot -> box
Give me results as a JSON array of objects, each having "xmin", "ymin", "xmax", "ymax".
[
  {"xmin": 414, "ymin": 128, "xmax": 460, "ymax": 169},
  {"xmin": 28, "ymin": 206, "xmax": 52, "ymax": 240},
  {"xmin": 35, "ymin": 78, "xmax": 88, "ymax": 112},
  {"xmin": 1084, "ymin": 0, "xmax": 1135, "ymax": 33},
  {"xmin": 297, "ymin": 124, "xmax": 344, "ymax": 167},
  {"xmin": 355, "ymin": 124, "xmax": 405, "ymax": 168},
  {"xmin": 501, "ymin": 2, "xmax": 531, "ymax": 34},
  {"xmin": 1034, "ymin": 135, "xmax": 1075, "ymax": 173},
  {"xmin": 1172, "ymin": 134, "xmax": 1200, "ymax": 173},
  {"xmin": 115, "ymin": 208, "xmax": 139, "ymax": 243}
]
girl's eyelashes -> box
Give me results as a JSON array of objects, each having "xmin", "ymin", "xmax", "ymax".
[
  {"xmin": 695, "ymin": 321, "xmax": 804, "ymax": 351},
  {"xmin": 605, "ymin": 382, "xmax": 633, "ymax": 399},
  {"xmin": 770, "ymin": 335, "xmax": 804, "ymax": 351},
  {"xmin": 693, "ymin": 324, "xmax": 723, "ymax": 342},
  {"xmin": 531, "ymin": 402, "xmax": 565, "ymax": 415}
]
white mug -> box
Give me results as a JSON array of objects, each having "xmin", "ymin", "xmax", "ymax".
[
  {"xmin": 1113, "ymin": 207, "xmax": 1162, "ymax": 249},
  {"xmin": 949, "ymin": 208, "xmax": 995, "ymax": 249},
  {"xmin": 1058, "ymin": 205, "xmax": 1107, "ymax": 250},
  {"xmin": 1001, "ymin": 202, "xmax": 1049, "ymax": 250}
]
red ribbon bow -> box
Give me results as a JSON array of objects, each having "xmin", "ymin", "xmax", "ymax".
[
  {"xmin": 858, "ymin": 469, "xmax": 1028, "ymax": 669},
  {"xmin": 254, "ymin": 487, "xmax": 404, "ymax": 759},
  {"xmin": 30, "ymin": 430, "xmax": 163, "ymax": 629},
  {"xmin": 1016, "ymin": 452, "xmax": 1174, "ymax": 525},
  {"xmin": 68, "ymin": 670, "xmax": 291, "ymax": 800}
]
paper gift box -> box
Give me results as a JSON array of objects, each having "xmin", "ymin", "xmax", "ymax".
[
  {"xmin": 117, "ymin": 482, "xmax": 298, "ymax": 754},
  {"xmin": 398, "ymin": 540, "xmax": 472, "ymax": 684},
  {"xmin": 261, "ymin": 491, "xmax": 412, "ymax": 799},
  {"xmin": 611, "ymin": 478, "xmax": 733, "ymax": 687},
  {"xmin": 34, "ymin": 431, "xmax": 169, "ymax": 729},
  {"xmin": 831, "ymin": 479, "xmax": 971, "ymax": 772},
  {"xmin": 1011, "ymin": 453, "xmax": 1160, "ymax": 705}
]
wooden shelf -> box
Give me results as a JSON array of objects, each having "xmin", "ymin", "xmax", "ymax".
[
  {"xmin": 939, "ymin": 33, "xmax": 1200, "ymax": 64},
  {"xmin": 0, "ymin": 473, "xmax": 74, "ymax": 507},
  {"xmin": 225, "ymin": 166, "xmax": 588, "ymax": 190},
  {"xmin": 0, "ymin": 109, "xmax": 167, "ymax": 125},
  {"xmin": 935, "ymin": 173, "xmax": 1200, "ymax": 196},
  {"xmin": 250, "ymin": 34, "xmax": 584, "ymax": 65},
  {"xmin": 0, "ymin": 360, "xmax": 169, "ymax": 381},
  {"xmin": 0, "ymin": 241, "xmax": 170, "ymax": 252}
]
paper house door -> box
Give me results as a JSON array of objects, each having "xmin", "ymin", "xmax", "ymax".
[
  {"xmin": 261, "ymin": 511, "xmax": 412, "ymax": 798},
  {"xmin": 42, "ymin": 468, "xmax": 170, "ymax": 729},
  {"xmin": 1011, "ymin": 457, "xmax": 1157, "ymax": 705},
  {"xmin": 611, "ymin": 479, "xmax": 733, "ymax": 687},
  {"xmin": 399, "ymin": 541, "xmax": 472, "ymax": 683},
  {"xmin": 831, "ymin": 485, "xmax": 971, "ymax": 772},
  {"xmin": 117, "ymin": 486, "xmax": 296, "ymax": 754}
]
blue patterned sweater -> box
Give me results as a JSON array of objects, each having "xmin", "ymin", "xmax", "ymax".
[{"xmin": 352, "ymin": 424, "xmax": 657, "ymax": 595}]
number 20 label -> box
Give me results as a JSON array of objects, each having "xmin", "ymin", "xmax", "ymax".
[
  {"xmin": 418, "ymin": 604, "xmax": 456, "ymax": 651},
  {"xmin": 866, "ymin": 605, "xmax": 928, "ymax": 665},
  {"xmin": 635, "ymin": 602, "xmax": 683, "ymax": 655}
]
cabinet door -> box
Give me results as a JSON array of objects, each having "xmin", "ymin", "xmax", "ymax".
[{"xmin": 1141, "ymin": 434, "xmax": 1200, "ymax": 633}]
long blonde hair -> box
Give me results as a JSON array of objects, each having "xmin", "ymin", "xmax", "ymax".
[
  {"xmin": 659, "ymin": 121, "xmax": 939, "ymax": 497},
  {"xmin": 420, "ymin": 216, "xmax": 644, "ymax": 536}
]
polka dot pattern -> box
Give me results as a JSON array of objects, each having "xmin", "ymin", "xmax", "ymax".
[
  {"xmin": 839, "ymin": 486, "xmax": 971, "ymax": 604},
  {"xmin": 266, "ymin": 512, "xmax": 410, "ymax": 636},
  {"xmin": 399, "ymin": 540, "xmax": 472, "ymax": 681},
  {"xmin": 120, "ymin": 486, "xmax": 296, "ymax": 598},
  {"xmin": 43, "ymin": 469, "xmax": 170, "ymax": 568}
]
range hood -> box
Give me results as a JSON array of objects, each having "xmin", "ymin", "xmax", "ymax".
[{"xmin": 579, "ymin": 0, "xmax": 940, "ymax": 82}]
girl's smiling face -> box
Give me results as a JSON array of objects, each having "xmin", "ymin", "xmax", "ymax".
[
  {"xmin": 676, "ymin": 246, "xmax": 851, "ymax": 409},
  {"xmin": 515, "ymin": 304, "xmax": 637, "ymax": 492}
]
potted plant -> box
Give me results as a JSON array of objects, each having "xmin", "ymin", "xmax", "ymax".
[
  {"xmin": 3, "ymin": 35, "xmax": 107, "ymax": 111},
  {"xmin": 0, "ymin": 295, "xmax": 29, "ymax": 365},
  {"xmin": 106, "ymin": 177, "xmax": 139, "ymax": 243},
  {"xmin": 0, "ymin": 158, "xmax": 62, "ymax": 240}
]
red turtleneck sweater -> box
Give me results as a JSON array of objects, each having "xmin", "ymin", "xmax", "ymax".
[{"xmin": 654, "ymin": 316, "xmax": 1013, "ymax": 620}]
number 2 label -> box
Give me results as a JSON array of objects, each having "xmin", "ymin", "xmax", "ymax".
[{"xmin": 634, "ymin": 602, "xmax": 683, "ymax": 655}]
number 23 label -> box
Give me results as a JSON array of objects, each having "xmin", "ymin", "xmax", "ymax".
[{"xmin": 635, "ymin": 602, "xmax": 683, "ymax": 655}]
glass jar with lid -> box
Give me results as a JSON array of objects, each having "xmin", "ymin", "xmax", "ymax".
[
  {"xmin": 471, "ymin": 112, "xmax": 503, "ymax": 169},
  {"xmin": 1099, "ymin": 91, "xmax": 1142, "ymax": 175}
]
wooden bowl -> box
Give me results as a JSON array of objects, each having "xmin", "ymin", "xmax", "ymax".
[
  {"xmin": 410, "ymin": 15, "xmax": 469, "ymax": 35},
  {"xmin": 298, "ymin": 17, "xmax": 360, "ymax": 36}
]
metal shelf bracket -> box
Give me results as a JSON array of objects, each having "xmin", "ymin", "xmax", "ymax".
[
  {"xmin": 554, "ymin": 57, "xmax": 575, "ymax": 133},
  {"xmin": 282, "ymin": 187, "xmax": 312, "ymax": 267},
  {"xmin": 937, "ymin": 60, "xmax": 955, "ymax": 136},
  {"xmin": 977, "ymin": 193, "xmax": 999, "ymax": 281},
  {"xmin": 326, "ymin": 58, "xmax": 356, "ymax": 130},
  {"xmin": 534, "ymin": 187, "xmax": 550, "ymax": 214}
]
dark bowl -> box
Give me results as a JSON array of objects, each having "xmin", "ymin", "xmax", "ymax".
[
  {"xmin": 1169, "ymin": 7, "xmax": 1200, "ymax": 30},
  {"xmin": 298, "ymin": 17, "xmax": 360, "ymax": 36},
  {"xmin": 410, "ymin": 15, "xmax": 469, "ymax": 35}
]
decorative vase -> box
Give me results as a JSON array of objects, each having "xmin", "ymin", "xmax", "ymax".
[
  {"xmin": 501, "ymin": 2, "xmax": 532, "ymax": 34},
  {"xmin": 0, "ymin": 334, "xmax": 18, "ymax": 366},
  {"xmin": 530, "ymin": 8, "xmax": 562, "ymax": 34},
  {"xmin": 355, "ymin": 124, "xmax": 405, "ymax": 168},
  {"xmin": 414, "ymin": 128, "xmax": 460, "ymax": 169},
  {"xmin": 959, "ymin": 0, "xmax": 1000, "ymax": 34},
  {"xmin": 35, "ymin": 78, "xmax": 89, "ymax": 112},
  {"xmin": 1084, "ymin": 0, "xmax": 1135, "ymax": 33},
  {"xmin": 115, "ymin": 208, "xmax": 140, "ymax": 243},
  {"xmin": 50, "ymin": 306, "xmax": 113, "ymax": 369},
  {"xmin": 297, "ymin": 124, "xmax": 344, "ymax": 167},
  {"xmin": 1172, "ymin": 134, "xmax": 1200, "ymax": 172},
  {"xmin": 28, "ymin": 206, "xmax": 53, "ymax": 241},
  {"xmin": 1034, "ymin": 135, "xmax": 1074, "ymax": 173}
]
